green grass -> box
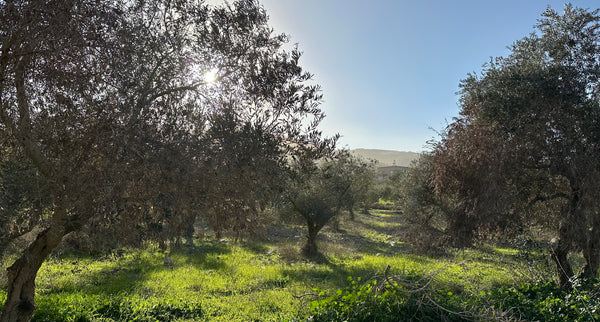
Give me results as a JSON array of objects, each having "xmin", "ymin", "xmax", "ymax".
[{"xmin": 0, "ymin": 210, "xmax": 552, "ymax": 321}]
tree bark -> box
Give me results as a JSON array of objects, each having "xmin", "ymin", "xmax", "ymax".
[
  {"xmin": 184, "ymin": 219, "xmax": 195, "ymax": 247},
  {"xmin": 330, "ymin": 217, "xmax": 340, "ymax": 231},
  {"xmin": 552, "ymin": 217, "xmax": 576, "ymax": 291},
  {"xmin": 0, "ymin": 221, "xmax": 66, "ymax": 322},
  {"xmin": 551, "ymin": 184, "xmax": 585, "ymax": 290},
  {"xmin": 302, "ymin": 221, "xmax": 321, "ymax": 257},
  {"xmin": 447, "ymin": 208, "xmax": 475, "ymax": 248},
  {"xmin": 0, "ymin": 199, "xmax": 78, "ymax": 322},
  {"xmin": 552, "ymin": 240, "xmax": 574, "ymax": 291},
  {"xmin": 579, "ymin": 221, "xmax": 600, "ymax": 279},
  {"xmin": 579, "ymin": 243, "xmax": 600, "ymax": 279}
]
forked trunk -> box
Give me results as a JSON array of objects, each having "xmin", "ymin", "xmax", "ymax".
[
  {"xmin": 0, "ymin": 224, "xmax": 66, "ymax": 322},
  {"xmin": 302, "ymin": 221, "xmax": 321, "ymax": 257}
]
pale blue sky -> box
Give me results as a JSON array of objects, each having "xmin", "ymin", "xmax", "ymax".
[{"xmin": 257, "ymin": 0, "xmax": 600, "ymax": 152}]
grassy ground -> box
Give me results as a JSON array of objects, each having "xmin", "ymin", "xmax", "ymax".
[{"xmin": 0, "ymin": 209, "xmax": 553, "ymax": 321}]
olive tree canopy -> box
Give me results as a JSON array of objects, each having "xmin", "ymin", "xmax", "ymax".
[
  {"xmin": 286, "ymin": 151, "xmax": 372, "ymax": 257},
  {"xmin": 432, "ymin": 5, "xmax": 600, "ymax": 289},
  {"xmin": 0, "ymin": 0, "xmax": 334, "ymax": 320}
]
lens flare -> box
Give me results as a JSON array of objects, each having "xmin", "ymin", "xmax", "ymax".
[{"xmin": 204, "ymin": 69, "xmax": 218, "ymax": 83}]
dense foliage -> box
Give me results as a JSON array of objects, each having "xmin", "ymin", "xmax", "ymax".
[
  {"xmin": 488, "ymin": 280, "xmax": 600, "ymax": 321},
  {"xmin": 310, "ymin": 275, "xmax": 600, "ymax": 322},
  {"xmin": 393, "ymin": 154, "xmax": 458, "ymax": 251},
  {"xmin": 0, "ymin": 0, "xmax": 334, "ymax": 319},
  {"xmin": 286, "ymin": 152, "xmax": 375, "ymax": 256},
  {"xmin": 431, "ymin": 5, "xmax": 600, "ymax": 289},
  {"xmin": 309, "ymin": 274, "xmax": 467, "ymax": 322}
]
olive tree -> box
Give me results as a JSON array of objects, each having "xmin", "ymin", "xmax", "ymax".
[
  {"xmin": 344, "ymin": 158, "xmax": 377, "ymax": 218},
  {"xmin": 0, "ymin": 0, "xmax": 332, "ymax": 320},
  {"xmin": 286, "ymin": 152, "xmax": 371, "ymax": 257},
  {"xmin": 202, "ymin": 107, "xmax": 286, "ymax": 239},
  {"xmin": 394, "ymin": 154, "xmax": 463, "ymax": 251},
  {"xmin": 432, "ymin": 5, "xmax": 600, "ymax": 289}
]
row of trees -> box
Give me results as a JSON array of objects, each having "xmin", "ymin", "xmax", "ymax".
[
  {"xmin": 396, "ymin": 5, "xmax": 600, "ymax": 291},
  {"xmin": 6, "ymin": 0, "xmax": 598, "ymax": 319}
]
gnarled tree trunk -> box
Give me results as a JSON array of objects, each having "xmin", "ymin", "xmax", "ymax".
[
  {"xmin": 578, "ymin": 217, "xmax": 600, "ymax": 279},
  {"xmin": 552, "ymin": 237, "xmax": 574, "ymax": 291},
  {"xmin": 552, "ymin": 190, "xmax": 580, "ymax": 291},
  {"xmin": 580, "ymin": 241, "xmax": 600, "ymax": 279},
  {"xmin": 446, "ymin": 208, "xmax": 475, "ymax": 248},
  {"xmin": 0, "ymin": 209, "xmax": 69, "ymax": 322},
  {"xmin": 302, "ymin": 221, "xmax": 323, "ymax": 257}
]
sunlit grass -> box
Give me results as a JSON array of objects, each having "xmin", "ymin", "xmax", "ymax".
[
  {"xmin": 0, "ymin": 209, "xmax": 548, "ymax": 320},
  {"xmin": 494, "ymin": 247, "xmax": 519, "ymax": 255},
  {"xmin": 377, "ymin": 198, "xmax": 394, "ymax": 206}
]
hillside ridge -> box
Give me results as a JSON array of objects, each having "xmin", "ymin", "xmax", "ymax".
[{"xmin": 349, "ymin": 148, "xmax": 419, "ymax": 167}]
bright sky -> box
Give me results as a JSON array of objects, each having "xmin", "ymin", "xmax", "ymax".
[{"xmin": 256, "ymin": 0, "xmax": 600, "ymax": 152}]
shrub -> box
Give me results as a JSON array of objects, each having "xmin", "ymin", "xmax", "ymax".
[
  {"xmin": 488, "ymin": 279, "xmax": 600, "ymax": 321},
  {"xmin": 394, "ymin": 154, "xmax": 456, "ymax": 252},
  {"xmin": 308, "ymin": 273, "xmax": 470, "ymax": 321}
]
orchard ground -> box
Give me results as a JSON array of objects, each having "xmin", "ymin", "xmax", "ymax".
[{"xmin": 0, "ymin": 208, "xmax": 559, "ymax": 321}]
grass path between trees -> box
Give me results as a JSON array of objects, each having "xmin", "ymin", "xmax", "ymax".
[{"xmin": 0, "ymin": 209, "xmax": 550, "ymax": 321}]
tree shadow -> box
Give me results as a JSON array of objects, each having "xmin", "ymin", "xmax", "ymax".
[
  {"xmin": 174, "ymin": 241, "xmax": 231, "ymax": 270},
  {"xmin": 302, "ymin": 251, "xmax": 332, "ymax": 265},
  {"xmin": 40, "ymin": 241, "xmax": 232, "ymax": 297},
  {"xmin": 278, "ymin": 256, "xmax": 465, "ymax": 292}
]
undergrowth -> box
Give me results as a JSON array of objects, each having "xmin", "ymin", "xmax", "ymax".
[
  {"xmin": 34, "ymin": 295, "xmax": 203, "ymax": 322},
  {"xmin": 309, "ymin": 272, "xmax": 470, "ymax": 321},
  {"xmin": 486, "ymin": 279, "xmax": 600, "ymax": 321},
  {"xmin": 308, "ymin": 274, "xmax": 600, "ymax": 321},
  {"xmin": 0, "ymin": 210, "xmax": 565, "ymax": 321}
]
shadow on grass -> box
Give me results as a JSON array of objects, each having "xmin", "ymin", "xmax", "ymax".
[
  {"xmin": 317, "ymin": 221, "xmax": 411, "ymax": 257},
  {"xmin": 278, "ymin": 255, "xmax": 468, "ymax": 293},
  {"xmin": 303, "ymin": 251, "xmax": 333, "ymax": 266},
  {"xmin": 42, "ymin": 241, "xmax": 232, "ymax": 297},
  {"xmin": 240, "ymin": 240, "xmax": 271, "ymax": 255},
  {"xmin": 40, "ymin": 255, "xmax": 161, "ymax": 296},
  {"xmin": 174, "ymin": 241, "xmax": 231, "ymax": 270}
]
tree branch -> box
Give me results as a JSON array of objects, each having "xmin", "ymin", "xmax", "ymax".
[{"xmin": 527, "ymin": 193, "xmax": 570, "ymax": 207}]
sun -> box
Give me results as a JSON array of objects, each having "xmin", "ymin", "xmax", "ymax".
[{"xmin": 203, "ymin": 69, "xmax": 218, "ymax": 83}]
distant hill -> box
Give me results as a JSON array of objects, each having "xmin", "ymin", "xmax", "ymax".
[{"xmin": 350, "ymin": 149, "xmax": 420, "ymax": 167}]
